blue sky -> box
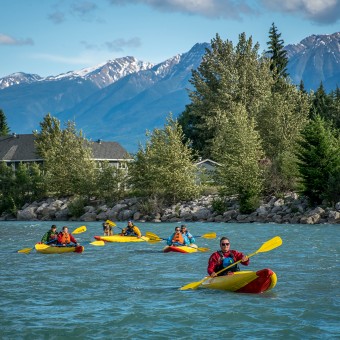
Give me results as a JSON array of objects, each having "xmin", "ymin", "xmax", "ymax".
[{"xmin": 1, "ymin": 0, "xmax": 339, "ymax": 78}]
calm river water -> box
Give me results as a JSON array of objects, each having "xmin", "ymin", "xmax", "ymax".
[{"xmin": 0, "ymin": 221, "xmax": 339, "ymax": 339}]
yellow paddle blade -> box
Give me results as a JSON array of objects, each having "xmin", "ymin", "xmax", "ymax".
[
  {"xmin": 196, "ymin": 247, "xmax": 209, "ymax": 252},
  {"xmin": 201, "ymin": 232, "xmax": 216, "ymax": 239},
  {"xmin": 90, "ymin": 240, "xmax": 105, "ymax": 246},
  {"xmin": 257, "ymin": 236, "xmax": 282, "ymax": 253},
  {"xmin": 145, "ymin": 231, "xmax": 160, "ymax": 239},
  {"xmin": 105, "ymin": 220, "xmax": 116, "ymax": 227},
  {"xmin": 180, "ymin": 280, "xmax": 203, "ymax": 291},
  {"xmin": 145, "ymin": 231, "xmax": 164, "ymax": 241},
  {"xmin": 17, "ymin": 247, "xmax": 33, "ymax": 254},
  {"xmin": 35, "ymin": 243, "xmax": 50, "ymax": 250},
  {"xmin": 72, "ymin": 226, "xmax": 87, "ymax": 234}
]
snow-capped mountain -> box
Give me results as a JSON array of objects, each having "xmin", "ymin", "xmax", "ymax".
[
  {"xmin": 285, "ymin": 32, "xmax": 340, "ymax": 91},
  {"xmin": 0, "ymin": 33, "xmax": 338, "ymax": 151},
  {"xmin": 0, "ymin": 56, "xmax": 153, "ymax": 90},
  {"xmin": 46, "ymin": 56, "xmax": 154, "ymax": 89},
  {"xmin": 0, "ymin": 72, "xmax": 42, "ymax": 89}
]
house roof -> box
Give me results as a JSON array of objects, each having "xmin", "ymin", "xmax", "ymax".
[
  {"xmin": 0, "ymin": 134, "xmax": 131, "ymax": 162},
  {"xmin": 195, "ymin": 158, "xmax": 221, "ymax": 167},
  {"xmin": 0, "ymin": 134, "xmax": 41, "ymax": 162}
]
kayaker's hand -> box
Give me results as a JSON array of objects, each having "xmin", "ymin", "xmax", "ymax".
[
  {"xmin": 210, "ymin": 272, "xmax": 217, "ymax": 278},
  {"xmin": 242, "ymin": 255, "xmax": 248, "ymax": 262}
]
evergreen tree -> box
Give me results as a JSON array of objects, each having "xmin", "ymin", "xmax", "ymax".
[
  {"xmin": 328, "ymin": 86, "xmax": 340, "ymax": 130},
  {"xmin": 129, "ymin": 115, "xmax": 199, "ymax": 203},
  {"xmin": 0, "ymin": 109, "xmax": 10, "ymax": 136},
  {"xmin": 266, "ymin": 23, "xmax": 289, "ymax": 82},
  {"xmin": 315, "ymin": 85, "xmax": 340, "ymax": 130},
  {"xmin": 311, "ymin": 82, "xmax": 332, "ymax": 120},
  {"xmin": 296, "ymin": 115, "xmax": 340, "ymax": 205}
]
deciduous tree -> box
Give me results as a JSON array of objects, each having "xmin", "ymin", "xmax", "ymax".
[{"xmin": 129, "ymin": 115, "xmax": 199, "ymax": 203}]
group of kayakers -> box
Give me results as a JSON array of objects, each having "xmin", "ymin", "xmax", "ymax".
[
  {"xmin": 41, "ymin": 221, "xmax": 249, "ymax": 277},
  {"xmin": 41, "ymin": 225, "xmax": 79, "ymax": 246}
]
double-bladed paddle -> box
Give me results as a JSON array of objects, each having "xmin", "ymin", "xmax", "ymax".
[
  {"xmin": 145, "ymin": 231, "xmax": 210, "ymax": 252},
  {"xmin": 17, "ymin": 225, "xmax": 87, "ymax": 254},
  {"xmin": 179, "ymin": 236, "xmax": 283, "ymax": 290}
]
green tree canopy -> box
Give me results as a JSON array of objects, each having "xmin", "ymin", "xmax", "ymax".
[
  {"xmin": 34, "ymin": 113, "xmax": 96, "ymax": 196},
  {"xmin": 129, "ymin": 115, "xmax": 199, "ymax": 203},
  {"xmin": 212, "ymin": 103, "xmax": 264, "ymax": 212},
  {"xmin": 178, "ymin": 32, "xmax": 273, "ymax": 158},
  {"xmin": 296, "ymin": 115, "xmax": 340, "ymax": 205}
]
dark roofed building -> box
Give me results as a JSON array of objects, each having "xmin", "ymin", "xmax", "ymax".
[{"xmin": 0, "ymin": 133, "xmax": 132, "ymax": 168}]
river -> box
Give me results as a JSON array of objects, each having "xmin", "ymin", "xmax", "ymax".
[{"xmin": 0, "ymin": 221, "xmax": 339, "ymax": 339}]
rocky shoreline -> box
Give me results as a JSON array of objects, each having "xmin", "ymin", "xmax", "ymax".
[{"xmin": 1, "ymin": 193, "xmax": 339, "ymax": 224}]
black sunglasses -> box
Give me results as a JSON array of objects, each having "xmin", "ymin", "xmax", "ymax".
[{"xmin": 221, "ymin": 243, "xmax": 230, "ymax": 246}]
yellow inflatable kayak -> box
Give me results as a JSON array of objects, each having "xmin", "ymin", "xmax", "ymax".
[
  {"xmin": 94, "ymin": 235, "xmax": 149, "ymax": 242},
  {"xmin": 200, "ymin": 269, "xmax": 277, "ymax": 293},
  {"xmin": 35, "ymin": 243, "xmax": 84, "ymax": 254}
]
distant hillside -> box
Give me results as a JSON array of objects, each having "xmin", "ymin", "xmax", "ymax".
[{"xmin": 0, "ymin": 32, "xmax": 338, "ymax": 151}]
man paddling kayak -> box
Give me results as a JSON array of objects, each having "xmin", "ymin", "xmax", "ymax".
[
  {"xmin": 41, "ymin": 225, "xmax": 58, "ymax": 244},
  {"xmin": 208, "ymin": 237, "xmax": 249, "ymax": 277},
  {"xmin": 121, "ymin": 221, "xmax": 142, "ymax": 238},
  {"xmin": 180, "ymin": 224, "xmax": 195, "ymax": 244}
]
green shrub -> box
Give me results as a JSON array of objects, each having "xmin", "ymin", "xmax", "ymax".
[
  {"xmin": 212, "ymin": 197, "xmax": 226, "ymax": 214},
  {"xmin": 68, "ymin": 196, "xmax": 87, "ymax": 217}
]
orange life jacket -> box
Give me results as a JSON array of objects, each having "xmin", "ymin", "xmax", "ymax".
[
  {"xmin": 59, "ymin": 232, "xmax": 71, "ymax": 244},
  {"xmin": 172, "ymin": 232, "xmax": 184, "ymax": 244}
]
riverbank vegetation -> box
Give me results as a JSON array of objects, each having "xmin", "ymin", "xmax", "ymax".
[{"xmin": 0, "ymin": 24, "xmax": 339, "ymax": 218}]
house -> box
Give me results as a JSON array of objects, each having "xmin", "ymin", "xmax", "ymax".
[
  {"xmin": 0, "ymin": 133, "xmax": 132, "ymax": 169},
  {"xmin": 194, "ymin": 158, "xmax": 221, "ymax": 184}
]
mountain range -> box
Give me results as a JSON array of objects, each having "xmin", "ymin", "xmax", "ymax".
[{"xmin": 0, "ymin": 32, "xmax": 339, "ymax": 152}]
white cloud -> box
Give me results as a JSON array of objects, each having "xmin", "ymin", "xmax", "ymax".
[
  {"xmin": 81, "ymin": 37, "xmax": 142, "ymax": 52},
  {"xmin": 0, "ymin": 33, "xmax": 34, "ymax": 46},
  {"xmin": 261, "ymin": 0, "xmax": 340, "ymax": 24},
  {"xmin": 108, "ymin": 0, "xmax": 257, "ymax": 20}
]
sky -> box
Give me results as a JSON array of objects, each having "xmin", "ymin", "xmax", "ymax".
[{"xmin": 1, "ymin": 0, "xmax": 339, "ymax": 79}]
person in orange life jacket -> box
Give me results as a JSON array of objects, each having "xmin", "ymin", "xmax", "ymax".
[
  {"xmin": 57, "ymin": 226, "xmax": 78, "ymax": 246},
  {"xmin": 121, "ymin": 221, "xmax": 142, "ymax": 238},
  {"xmin": 207, "ymin": 237, "xmax": 249, "ymax": 277},
  {"xmin": 180, "ymin": 224, "xmax": 196, "ymax": 244},
  {"xmin": 41, "ymin": 225, "xmax": 58, "ymax": 244},
  {"xmin": 167, "ymin": 227, "xmax": 190, "ymax": 246}
]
